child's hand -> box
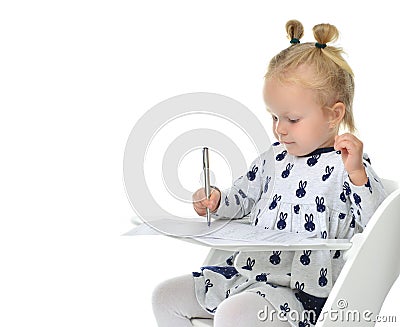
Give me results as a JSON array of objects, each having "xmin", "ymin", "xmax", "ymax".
[
  {"xmin": 334, "ymin": 133, "xmax": 368, "ymax": 186},
  {"xmin": 192, "ymin": 187, "xmax": 221, "ymax": 216}
]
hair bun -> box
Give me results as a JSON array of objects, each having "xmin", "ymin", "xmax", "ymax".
[
  {"xmin": 313, "ymin": 23, "xmax": 339, "ymax": 45},
  {"xmin": 286, "ymin": 20, "xmax": 304, "ymax": 43}
]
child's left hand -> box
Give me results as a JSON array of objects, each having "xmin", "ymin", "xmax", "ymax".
[{"xmin": 334, "ymin": 133, "xmax": 368, "ymax": 186}]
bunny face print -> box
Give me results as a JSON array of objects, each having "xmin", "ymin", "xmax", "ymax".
[{"xmin": 263, "ymin": 66, "xmax": 340, "ymax": 157}]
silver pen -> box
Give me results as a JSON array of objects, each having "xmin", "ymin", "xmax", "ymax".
[{"xmin": 203, "ymin": 147, "xmax": 211, "ymax": 227}]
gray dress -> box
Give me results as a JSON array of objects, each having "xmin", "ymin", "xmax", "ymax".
[{"xmin": 192, "ymin": 142, "xmax": 387, "ymax": 326}]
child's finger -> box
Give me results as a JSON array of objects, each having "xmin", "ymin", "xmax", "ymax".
[
  {"xmin": 335, "ymin": 136, "xmax": 356, "ymax": 151},
  {"xmin": 335, "ymin": 134, "xmax": 363, "ymax": 149},
  {"xmin": 192, "ymin": 188, "xmax": 206, "ymax": 202},
  {"xmin": 193, "ymin": 198, "xmax": 213, "ymax": 216},
  {"xmin": 192, "ymin": 201, "xmax": 206, "ymax": 216},
  {"xmin": 334, "ymin": 139, "xmax": 351, "ymax": 151},
  {"xmin": 210, "ymin": 189, "xmax": 220, "ymax": 202},
  {"xmin": 194, "ymin": 188, "xmax": 217, "ymax": 203},
  {"xmin": 197, "ymin": 199, "xmax": 213, "ymax": 210},
  {"xmin": 335, "ymin": 140, "xmax": 362, "ymax": 157}
]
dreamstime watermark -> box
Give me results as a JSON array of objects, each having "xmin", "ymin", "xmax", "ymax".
[
  {"xmin": 318, "ymin": 299, "xmax": 397, "ymax": 324},
  {"xmin": 257, "ymin": 298, "xmax": 397, "ymax": 324},
  {"xmin": 124, "ymin": 92, "xmax": 274, "ymax": 237}
]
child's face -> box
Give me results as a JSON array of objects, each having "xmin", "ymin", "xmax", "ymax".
[{"xmin": 263, "ymin": 75, "xmax": 335, "ymax": 156}]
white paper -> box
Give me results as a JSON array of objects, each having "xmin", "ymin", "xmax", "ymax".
[
  {"xmin": 123, "ymin": 217, "xmax": 225, "ymax": 237},
  {"xmin": 124, "ymin": 216, "xmax": 316, "ymax": 243},
  {"xmin": 201, "ymin": 220, "xmax": 316, "ymax": 242}
]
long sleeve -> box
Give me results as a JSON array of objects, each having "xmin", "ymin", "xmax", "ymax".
[
  {"xmin": 343, "ymin": 154, "xmax": 387, "ymax": 231},
  {"xmin": 212, "ymin": 155, "xmax": 265, "ymax": 219}
]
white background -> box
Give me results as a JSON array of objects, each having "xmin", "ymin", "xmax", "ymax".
[{"xmin": 1, "ymin": 0, "xmax": 399, "ymax": 326}]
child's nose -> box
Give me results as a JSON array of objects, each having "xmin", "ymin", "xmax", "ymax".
[{"xmin": 275, "ymin": 120, "xmax": 288, "ymax": 136}]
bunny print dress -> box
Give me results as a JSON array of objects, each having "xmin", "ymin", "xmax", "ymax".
[{"xmin": 192, "ymin": 142, "xmax": 387, "ymax": 326}]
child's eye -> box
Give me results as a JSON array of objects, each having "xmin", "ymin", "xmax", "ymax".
[
  {"xmin": 288, "ymin": 118, "xmax": 300, "ymax": 123},
  {"xmin": 271, "ymin": 115, "xmax": 278, "ymax": 121}
]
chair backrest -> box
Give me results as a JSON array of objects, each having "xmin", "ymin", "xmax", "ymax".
[
  {"xmin": 381, "ymin": 178, "xmax": 399, "ymax": 195},
  {"xmin": 317, "ymin": 181, "xmax": 400, "ymax": 326}
]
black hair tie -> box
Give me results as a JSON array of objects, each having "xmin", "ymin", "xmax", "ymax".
[
  {"xmin": 290, "ymin": 38, "xmax": 300, "ymax": 44},
  {"xmin": 315, "ymin": 42, "xmax": 327, "ymax": 49}
]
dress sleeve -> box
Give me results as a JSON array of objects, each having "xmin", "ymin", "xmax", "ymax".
[
  {"xmin": 343, "ymin": 153, "xmax": 387, "ymax": 230},
  {"xmin": 212, "ymin": 155, "xmax": 265, "ymax": 219}
]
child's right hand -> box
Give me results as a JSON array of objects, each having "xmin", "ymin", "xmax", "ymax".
[{"xmin": 192, "ymin": 187, "xmax": 221, "ymax": 216}]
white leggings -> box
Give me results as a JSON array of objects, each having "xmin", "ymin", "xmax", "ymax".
[{"xmin": 152, "ymin": 274, "xmax": 290, "ymax": 327}]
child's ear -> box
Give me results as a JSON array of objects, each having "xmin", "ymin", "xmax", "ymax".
[{"xmin": 328, "ymin": 102, "xmax": 346, "ymax": 128}]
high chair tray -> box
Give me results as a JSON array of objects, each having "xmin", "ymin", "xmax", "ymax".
[{"xmin": 126, "ymin": 216, "xmax": 352, "ymax": 251}]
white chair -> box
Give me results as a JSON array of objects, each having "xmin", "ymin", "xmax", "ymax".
[{"xmin": 190, "ymin": 178, "xmax": 400, "ymax": 327}]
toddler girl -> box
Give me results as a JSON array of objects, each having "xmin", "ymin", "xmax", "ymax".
[{"xmin": 152, "ymin": 20, "xmax": 387, "ymax": 327}]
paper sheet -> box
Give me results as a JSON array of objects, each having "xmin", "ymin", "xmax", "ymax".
[
  {"xmin": 124, "ymin": 217, "xmax": 316, "ymax": 243},
  {"xmin": 124, "ymin": 217, "xmax": 225, "ymax": 237},
  {"xmin": 201, "ymin": 221, "xmax": 316, "ymax": 242}
]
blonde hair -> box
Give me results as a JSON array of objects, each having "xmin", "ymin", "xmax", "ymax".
[{"xmin": 265, "ymin": 20, "xmax": 355, "ymax": 132}]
